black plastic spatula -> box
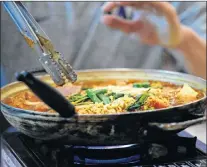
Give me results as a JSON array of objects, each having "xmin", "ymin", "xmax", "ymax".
[{"xmin": 15, "ymin": 71, "xmax": 76, "ymax": 118}]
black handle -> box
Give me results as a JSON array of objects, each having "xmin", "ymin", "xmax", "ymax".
[{"xmin": 16, "ymin": 71, "xmax": 75, "ymax": 118}]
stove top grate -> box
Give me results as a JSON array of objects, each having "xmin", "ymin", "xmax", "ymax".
[{"xmin": 17, "ymin": 133, "xmax": 206, "ymax": 166}]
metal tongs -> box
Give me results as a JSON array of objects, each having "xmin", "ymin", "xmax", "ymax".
[{"xmin": 3, "ymin": 1, "xmax": 77, "ymax": 85}]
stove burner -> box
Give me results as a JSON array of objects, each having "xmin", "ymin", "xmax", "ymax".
[
  {"xmin": 1, "ymin": 128, "xmax": 207, "ymax": 167},
  {"xmin": 17, "ymin": 133, "xmax": 200, "ymax": 166}
]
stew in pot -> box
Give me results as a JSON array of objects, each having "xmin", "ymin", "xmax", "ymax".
[{"xmin": 3, "ymin": 79, "xmax": 205, "ymax": 114}]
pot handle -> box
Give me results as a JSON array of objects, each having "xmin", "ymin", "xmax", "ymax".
[
  {"xmin": 15, "ymin": 71, "xmax": 76, "ymax": 118},
  {"xmin": 148, "ymin": 117, "xmax": 206, "ymax": 131}
]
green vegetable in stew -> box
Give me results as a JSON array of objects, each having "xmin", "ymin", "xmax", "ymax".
[
  {"xmin": 133, "ymin": 82, "xmax": 150, "ymax": 88},
  {"xmin": 94, "ymin": 89, "xmax": 107, "ymax": 95},
  {"xmin": 69, "ymin": 94, "xmax": 88, "ymax": 103},
  {"xmin": 97, "ymin": 93, "xmax": 111, "ymax": 104},
  {"xmin": 86, "ymin": 89, "xmax": 102, "ymax": 103},
  {"xmin": 113, "ymin": 93, "xmax": 125, "ymax": 99},
  {"xmin": 127, "ymin": 93, "xmax": 149, "ymax": 111}
]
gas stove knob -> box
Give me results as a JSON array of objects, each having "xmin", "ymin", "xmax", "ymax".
[
  {"xmin": 143, "ymin": 130, "xmax": 148, "ymax": 136},
  {"xmin": 148, "ymin": 144, "xmax": 168, "ymax": 159},
  {"xmin": 177, "ymin": 146, "xmax": 187, "ymax": 154}
]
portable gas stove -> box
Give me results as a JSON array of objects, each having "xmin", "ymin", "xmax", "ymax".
[{"xmin": 1, "ymin": 127, "xmax": 206, "ymax": 167}]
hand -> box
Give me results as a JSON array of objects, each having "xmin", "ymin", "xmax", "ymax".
[{"xmin": 101, "ymin": 2, "xmax": 183, "ymax": 48}]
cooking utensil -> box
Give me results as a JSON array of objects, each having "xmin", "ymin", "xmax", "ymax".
[
  {"xmin": 1, "ymin": 69, "xmax": 206, "ymax": 145},
  {"xmin": 15, "ymin": 71, "xmax": 75, "ymax": 118},
  {"xmin": 2, "ymin": 1, "xmax": 77, "ymax": 86}
]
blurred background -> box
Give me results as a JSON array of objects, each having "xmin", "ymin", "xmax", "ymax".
[{"xmin": 1, "ymin": 2, "xmax": 206, "ymax": 141}]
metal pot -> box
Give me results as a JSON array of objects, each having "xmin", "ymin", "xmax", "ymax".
[{"xmin": 1, "ymin": 69, "xmax": 206, "ymax": 145}]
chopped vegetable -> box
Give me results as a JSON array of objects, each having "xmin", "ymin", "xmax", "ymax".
[
  {"xmin": 75, "ymin": 102, "xmax": 93, "ymax": 105},
  {"xmin": 138, "ymin": 93, "xmax": 149, "ymax": 104},
  {"xmin": 107, "ymin": 92, "xmax": 125, "ymax": 101},
  {"xmin": 133, "ymin": 82, "xmax": 150, "ymax": 88},
  {"xmin": 81, "ymin": 88, "xmax": 90, "ymax": 90},
  {"xmin": 68, "ymin": 94, "xmax": 89, "ymax": 104},
  {"xmin": 108, "ymin": 92, "xmax": 125, "ymax": 99},
  {"xmin": 177, "ymin": 83, "xmax": 198, "ymax": 103},
  {"xmin": 69, "ymin": 94, "xmax": 85, "ymax": 102},
  {"xmin": 113, "ymin": 93, "xmax": 125, "ymax": 99},
  {"xmin": 127, "ymin": 93, "xmax": 149, "ymax": 111},
  {"xmin": 95, "ymin": 89, "xmax": 107, "ymax": 95},
  {"xmin": 73, "ymin": 96, "xmax": 89, "ymax": 104},
  {"xmin": 151, "ymin": 98, "xmax": 169, "ymax": 109},
  {"xmin": 97, "ymin": 94, "xmax": 110, "ymax": 104},
  {"xmin": 86, "ymin": 89, "xmax": 102, "ymax": 103}
]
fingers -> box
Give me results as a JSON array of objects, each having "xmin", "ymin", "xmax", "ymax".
[
  {"xmin": 102, "ymin": 15, "xmax": 143, "ymax": 33},
  {"xmin": 102, "ymin": 2, "xmax": 176, "ymax": 18},
  {"xmin": 102, "ymin": 2, "xmax": 120, "ymax": 12},
  {"xmin": 101, "ymin": 1, "xmax": 181, "ymax": 46},
  {"xmin": 102, "ymin": 2, "xmax": 153, "ymax": 13}
]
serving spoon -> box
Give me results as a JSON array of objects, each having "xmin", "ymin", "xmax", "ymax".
[{"xmin": 16, "ymin": 71, "xmax": 76, "ymax": 118}]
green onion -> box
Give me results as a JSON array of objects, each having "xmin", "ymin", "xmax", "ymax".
[
  {"xmin": 69, "ymin": 94, "xmax": 86, "ymax": 102},
  {"xmin": 73, "ymin": 96, "xmax": 89, "ymax": 104},
  {"xmin": 138, "ymin": 93, "xmax": 149, "ymax": 104},
  {"xmin": 94, "ymin": 89, "xmax": 107, "ymax": 95},
  {"xmin": 75, "ymin": 102, "xmax": 93, "ymax": 105},
  {"xmin": 81, "ymin": 88, "xmax": 91, "ymax": 90},
  {"xmin": 107, "ymin": 92, "xmax": 125, "ymax": 100},
  {"xmin": 97, "ymin": 94, "xmax": 110, "ymax": 104},
  {"xmin": 86, "ymin": 89, "xmax": 102, "ymax": 103},
  {"xmin": 113, "ymin": 93, "xmax": 125, "ymax": 99},
  {"xmin": 127, "ymin": 93, "xmax": 149, "ymax": 111},
  {"xmin": 133, "ymin": 82, "xmax": 150, "ymax": 88},
  {"xmin": 68, "ymin": 93, "xmax": 89, "ymax": 105}
]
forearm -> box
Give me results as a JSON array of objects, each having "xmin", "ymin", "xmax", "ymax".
[{"xmin": 177, "ymin": 26, "xmax": 206, "ymax": 79}]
